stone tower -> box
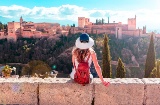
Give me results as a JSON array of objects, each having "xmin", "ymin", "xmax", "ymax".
[
  {"xmin": 78, "ymin": 17, "xmax": 85, "ymax": 28},
  {"xmin": 143, "ymin": 26, "xmax": 146, "ymax": 34},
  {"xmin": 115, "ymin": 27, "xmax": 122, "ymax": 39},
  {"xmin": 85, "ymin": 18, "xmax": 89, "ymax": 25},
  {"xmin": 7, "ymin": 22, "xmax": 20, "ymax": 41},
  {"xmin": 20, "ymin": 16, "xmax": 23, "ymax": 37},
  {"xmin": 108, "ymin": 17, "xmax": 109, "ymax": 23},
  {"xmin": 128, "ymin": 15, "xmax": 136, "ymax": 30},
  {"xmin": 20, "ymin": 16, "xmax": 23, "ymax": 24}
]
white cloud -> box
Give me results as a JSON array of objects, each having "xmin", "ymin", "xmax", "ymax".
[{"xmin": 0, "ymin": 5, "xmax": 160, "ymax": 32}]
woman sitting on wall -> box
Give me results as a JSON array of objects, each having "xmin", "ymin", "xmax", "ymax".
[{"xmin": 70, "ymin": 33, "xmax": 110, "ymax": 87}]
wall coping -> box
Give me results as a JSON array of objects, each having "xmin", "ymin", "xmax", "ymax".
[
  {"xmin": 0, "ymin": 78, "xmax": 160, "ymax": 105},
  {"xmin": 0, "ymin": 78, "xmax": 160, "ymax": 84}
]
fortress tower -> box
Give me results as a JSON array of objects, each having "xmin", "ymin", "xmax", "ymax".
[
  {"xmin": 78, "ymin": 17, "xmax": 85, "ymax": 28},
  {"xmin": 8, "ymin": 22, "xmax": 20, "ymax": 36},
  {"xmin": 128, "ymin": 15, "xmax": 136, "ymax": 30},
  {"xmin": 85, "ymin": 18, "xmax": 89, "ymax": 26},
  {"xmin": 143, "ymin": 26, "xmax": 146, "ymax": 34},
  {"xmin": 7, "ymin": 22, "xmax": 20, "ymax": 41},
  {"xmin": 115, "ymin": 27, "xmax": 122, "ymax": 39},
  {"xmin": 20, "ymin": 16, "xmax": 23, "ymax": 37},
  {"xmin": 20, "ymin": 16, "xmax": 23, "ymax": 24}
]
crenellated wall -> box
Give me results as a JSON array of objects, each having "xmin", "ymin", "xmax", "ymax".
[{"xmin": 0, "ymin": 78, "xmax": 160, "ymax": 105}]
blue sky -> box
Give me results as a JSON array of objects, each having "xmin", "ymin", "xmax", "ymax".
[{"xmin": 0, "ymin": 0, "xmax": 160, "ymax": 32}]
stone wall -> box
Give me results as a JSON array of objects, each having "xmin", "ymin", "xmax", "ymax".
[{"xmin": 0, "ymin": 78, "xmax": 160, "ymax": 105}]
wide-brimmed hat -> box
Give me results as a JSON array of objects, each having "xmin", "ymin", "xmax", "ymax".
[{"xmin": 75, "ymin": 33, "xmax": 94, "ymax": 49}]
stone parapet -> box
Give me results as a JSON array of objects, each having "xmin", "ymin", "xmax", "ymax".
[
  {"xmin": 39, "ymin": 78, "xmax": 93, "ymax": 105},
  {"xmin": 0, "ymin": 78, "xmax": 39, "ymax": 105},
  {"xmin": 0, "ymin": 78, "xmax": 160, "ymax": 105},
  {"xmin": 142, "ymin": 78, "xmax": 160, "ymax": 105},
  {"xmin": 94, "ymin": 78, "xmax": 144, "ymax": 105}
]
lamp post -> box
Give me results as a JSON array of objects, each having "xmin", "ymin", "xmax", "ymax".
[
  {"xmin": 51, "ymin": 64, "xmax": 58, "ymax": 78},
  {"xmin": 52, "ymin": 65, "xmax": 57, "ymax": 70},
  {"xmin": 51, "ymin": 64, "xmax": 57, "ymax": 74}
]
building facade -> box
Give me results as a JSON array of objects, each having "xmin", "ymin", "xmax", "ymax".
[
  {"xmin": 76, "ymin": 15, "xmax": 147, "ymax": 39},
  {"xmin": 6, "ymin": 17, "xmax": 70, "ymax": 41}
]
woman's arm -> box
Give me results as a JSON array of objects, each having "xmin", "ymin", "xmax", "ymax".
[
  {"xmin": 91, "ymin": 52, "xmax": 104, "ymax": 81},
  {"xmin": 91, "ymin": 51, "xmax": 110, "ymax": 87}
]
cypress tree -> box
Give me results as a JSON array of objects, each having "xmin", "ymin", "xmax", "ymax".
[
  {"xmin": 68, "ymin": 28, "xmax": 72, "ymax": 36},
  {"xmin": 149, "ymin": 67, "xmax": 157, "ymax": 78},
  {"xmin": 116, "ymin": 58, "xmax": 126, "ymax": 78},
  {"xmin": 145, "ymin": 34, "xmax": 156, "ymax": 78},
  {"xmin": 102, "ymin": 34, "xmax": 112, "ymax": 78},
  {"xmin": 156, "ymin": 60, "xmax": 160, "ymax": 78},
  {"xmin": 149, "ymin": 60, "xmax": 160, "ymax": 78},
  {"xmin": 96, "ymin": 19, "xmax": 98, "ymax": 25}
]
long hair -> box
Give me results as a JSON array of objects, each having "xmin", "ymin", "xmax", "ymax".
[{"xmin": 73, "ymin": 48, "xmax": 90, "ymax": 62}]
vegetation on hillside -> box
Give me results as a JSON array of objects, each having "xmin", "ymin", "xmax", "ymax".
[
  {"xmin": 1, "ymin": 32, "xmax": 160, "ymax": 78},
  {"xmin": 0, "ymin": 33, "xmax": 80, "ymax": 75},
  {"xmin": 150, "ymin": 59, "xmax": 160, "ymax": 78},
  {"xmin": 0, "ymin": 22, "xmax": 7, "ymax": 31},
  {"xmin": 102, "ymin": 34, "xmax": 112, "ymax": 78},
  {"xmin": 21, "ymin": 60, "xmax": 52, "ymax": 78},
  {"xmin": 116, "ymin": 58, "xmax": 126, "ymax": 78},
  {"xmin": 145, "ymin": 34, "xmax": 156, "ymax": 78}
]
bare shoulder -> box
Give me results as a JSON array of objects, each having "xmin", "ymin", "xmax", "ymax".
[
  {"xmin": 72, "ymin": 47, "xmax": 76, "ymax": 54},
  {"xmin": 89, "ymin": 47, "xmax": 95, "ymax": 54}
]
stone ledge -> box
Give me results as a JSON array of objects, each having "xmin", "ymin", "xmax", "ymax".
[
  {"xmin": 0, "ymin": 81, "xmax": 38, "ymax": 105},
  {"xmin": 94, "ymin": 78, "xmax": 144, "ymax": 105},
  {"xmin": 142, "ymin": 78, "xmax": 160, "ymax": 105},
  {"xmin": 0, "ymin": 78, "xmax": 160, "ymax": 105}
]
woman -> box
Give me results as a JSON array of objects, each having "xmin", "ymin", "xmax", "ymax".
[{"xmin": 70, "ymin": 33, "xmax": 110, "ymax": 87}]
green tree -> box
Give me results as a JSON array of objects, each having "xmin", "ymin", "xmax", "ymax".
[
  {"xmin": 3, "ymin": 24, "xmax": 8, "ymax": 32},
  {"xmin": 0, "ymin": 22, "xmax": 4, "ymax": 30},
  {"xmin": 68, "ymin": 28, "xmax": 72, "ymax": 36},
  {"xmin": 102, "ymin": 18, "xmax": 105, "ymax": 24},
  {"xmin": 145, "ymin": 34, "xmax": 156, "ymax": 78},
  {"xmin": 102, "ymin": 34, "xmax": 112, "ymax": 78},
  {"xmin": 96, "ymin": 19, "xmax": 98, "ymax": 25},
  {"xmin": 150, "ymin": 59, "xmax": 160, "ymax": 78},
  {"xmin": 116, "ymin": 58, "xmax": 126, "ymax": 78},
  {"xmin": 157, "ymin": 60, "xmax": 160, "ymax": 78},
  {"xmin": 71, "ymin": 23, "xmax": 75, "ymax": 27},
  {"xmin": 150, "ymin": 67, "xmax": 157, "ymax": 78},
  {"xmin": 21, "ymin": 60, "xmax": 52, "ymax": 78}
]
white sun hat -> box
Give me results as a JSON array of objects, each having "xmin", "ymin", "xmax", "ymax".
[{"xmin": 75, "ymin": 33, "xmax": 94, "ymax": 49}]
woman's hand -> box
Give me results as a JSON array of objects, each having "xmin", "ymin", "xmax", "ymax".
[{"xmin": 102, "ymin": 81, "xmax": 110, "ymax": 87}]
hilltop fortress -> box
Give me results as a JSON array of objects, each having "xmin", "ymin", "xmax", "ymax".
[
  {"xmin": 70, "ymin": 15, "xmax": 147, "ymax": 39},
  {"xmin": 0, "ymin": 15, "xmax": 149, "ymax": 41},
  {"xmin": 0, "ymin": 16, "xmax": 70, "ymax": 41}
]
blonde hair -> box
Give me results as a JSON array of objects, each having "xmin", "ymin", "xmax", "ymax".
[{"xmin": 72, "ymin": 47, "xmax": 90, "ymax": 62}]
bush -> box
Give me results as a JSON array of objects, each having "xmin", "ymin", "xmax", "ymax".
[{"xmin": 21, "ymin": 60, "xmax": 51, "ymax": 78}]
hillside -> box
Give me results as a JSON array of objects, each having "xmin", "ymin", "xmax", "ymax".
[{"xmin": 0, "ymin": 33, "xmax": 160, "ymax": 78}]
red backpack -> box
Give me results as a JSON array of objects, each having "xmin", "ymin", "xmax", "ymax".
[{"xmin": 74, "ymin": 54, "xmax": 91, "ymax": 85}]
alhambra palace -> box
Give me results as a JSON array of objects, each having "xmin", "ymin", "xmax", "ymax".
[{"xmin": 0, "ymin": 15, "xmax": 149, "ymax": 41}]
